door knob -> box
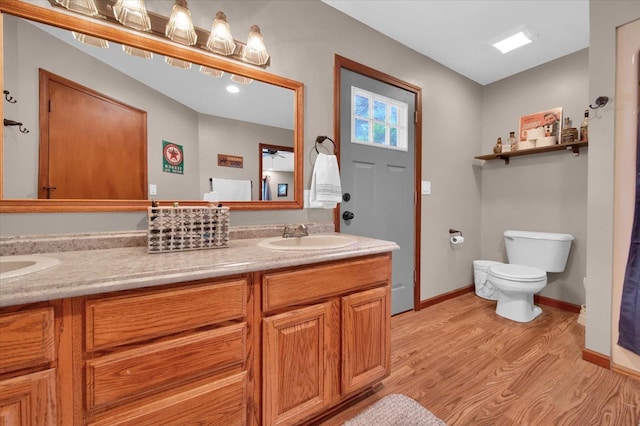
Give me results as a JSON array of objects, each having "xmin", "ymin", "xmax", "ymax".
[
  {"xmin": 342, "ymin": 193, "xmax": 351, "ymax": 202},
  {"xmin": 342, "ymin": 211, "xmax": 355, "ymax": 221}
]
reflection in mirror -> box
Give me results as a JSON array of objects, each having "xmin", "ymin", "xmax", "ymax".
[
  {"xmin": 0, "ymin": 4, "xmax": 303, "ymax": 211},
  {"xmin": 259, "ymin": 144, "xmax": 294, "ymax": 201}
]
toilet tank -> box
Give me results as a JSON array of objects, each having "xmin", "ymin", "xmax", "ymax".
[{"xmin": 504, "ymin": 230, "xmax": 574, "ymax": 272}]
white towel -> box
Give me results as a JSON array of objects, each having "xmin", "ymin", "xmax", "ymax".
[
  {"xmin": 310, "ymin": 153, "xmax": 342, "ymax": 209},
  {"xmin": 210, "ymin": 178, "xmax": 252, "ymax": 201}
]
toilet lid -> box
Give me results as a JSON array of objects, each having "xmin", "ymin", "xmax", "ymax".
[{"xmin": 489, "ymin": 264, "xmax": 546, "ymax": 282}]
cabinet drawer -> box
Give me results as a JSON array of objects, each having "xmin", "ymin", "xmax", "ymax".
[
  {"xmin": 0, "ymin": 307, "xmax": 55, "ymax": 374},
  {"xmin": 85, "ymin": 278, "xmax": 247, "ymax": 351},
  {"xmin": 86, "ymin": 323, "xmax": 246, "ymax": 410},
  {"xmin": 263, "ymin": 254, "xmax": 391, "ymax": 312},
  {"xmin": 89, "ymin": 371, "xmax": 247, "ymax": 426}
]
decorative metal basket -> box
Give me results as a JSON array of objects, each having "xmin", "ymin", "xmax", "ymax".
[{"xmin": 147, "ymin": 206, "xmax": 229, "ymax": 253}]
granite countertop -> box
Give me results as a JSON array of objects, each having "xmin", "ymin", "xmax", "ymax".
[{"xmin": 0, "ymin": 233, "xmax": 399, "ymax": 307}]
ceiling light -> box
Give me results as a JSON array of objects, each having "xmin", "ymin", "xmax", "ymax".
[
  {"xmin": 72, "ymin": 31, "xmax": 109, "ymax": 48},
  {"xmin": 123, "ymin": 44, "xmax": 153, "ymax": 59},
  {"xmin": 55, "ymin": 0, "xmax": 98, "ymax": 16},
  {"xmin": 243, "ymin": 25, "xmax": 269, "ymax": 66},
  {"xmin": 226, "ymin": 85, "xmax": 240, "ymax": 94},
  {"xmin": 165, "ymin": 56, "xmax": 192, "ymax": 69},
  {"xmin": 492, "ymin": 31, "xmax": 532, "ymax": 54},
  {"xmin": 112, "ymin": 0, "xmax": 151, "ymax": 32},
  {"xmin": 206, "ymin": 12, "xmax": 236, "ymax": 56},
  {"xmin": 200, "ymin": 66, "xmax": 224, "ymax": 78},
  {"xmin": 165, "ymin": 0, "xmax": 197, "ymax": 46},
  {"xmin": 230, "ymin": 74, "xmax": 253, "ymax": 85}
]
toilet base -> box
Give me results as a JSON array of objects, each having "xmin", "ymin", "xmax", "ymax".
[{"xmin": 495, "ymin": 291, "xmax": 543, "ymax": 323}]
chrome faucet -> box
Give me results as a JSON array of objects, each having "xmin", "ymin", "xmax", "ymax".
[{"xmin": 282, "ymin": 224, "xmax": 309, "ymax": 238}]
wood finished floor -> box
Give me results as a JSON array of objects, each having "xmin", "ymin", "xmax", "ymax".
[{"xmin": 321, "ymin": 293, "xmax": 640, "ymax": 426}]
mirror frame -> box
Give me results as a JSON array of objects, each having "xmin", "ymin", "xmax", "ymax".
[{"xmin": 0, "ymin": 0, "xmax": 304, "ymax": 212}]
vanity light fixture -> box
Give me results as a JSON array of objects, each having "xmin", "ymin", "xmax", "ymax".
[
  {"xmin": 206, "ymin": 12, "xmax": 236, "ymax": 56},
  {"xmin": 112, "ymin": 0, "xmax": 151, "ymax": 32},
  {"xmin": 492, "ymin": 31, "xmax": 532, "ymax": 54},
  {"xmin": 230, "ymin": 74, "xmax": 253, "ymax": 85},
  {"xmin": 55, "ymin": 0, "xmax": 98, "ymax": 16},
  {"xmin": 243, "ymin": 25, "xmax": 270, "ymax": 66},
  {"xmin": 200, "ymin": 66, "xmax": 224, "ymax": 78},
  {"xmin": 165, "ymin": 0, "xmax": 197, "ymax": 46},
  {"xmin": 52, "ymin": 0, "xmax": 272, "ymax": 68},
  {"xmin": 123, "ymin": 44, "xmax": 153, "ymax": 59},
  {"xmin": 72, "ymin": 31, "xmax": 109, "ymax": 48},
  {"xmin": 165, "ymin": 56, "xmax": 192, "ymax": 69}
]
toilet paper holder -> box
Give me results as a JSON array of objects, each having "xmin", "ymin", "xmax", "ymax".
[
  {"xmin": 449, "ymin": 228, "xmax": 464, "ymax": 244},
  {"xmin": 449, "ymin": 228, "xmax": 463, "ymax": 237}
]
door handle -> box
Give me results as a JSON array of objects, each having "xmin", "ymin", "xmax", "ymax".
[{"xmin": 342, "ymin": 211, "xmax": 355, "ymax": 221}]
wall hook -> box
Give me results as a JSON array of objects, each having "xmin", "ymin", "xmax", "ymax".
[
  {"xmin": 589, "ymin": 96, "xmax": 609, "ymax": 109},
  {"xmin": 4, "ymin": 119, "xmax": 29, "ymax": 134},
  {"xmin": 3, "ymin": 90, "xmax": 17, "ymax": 104}
]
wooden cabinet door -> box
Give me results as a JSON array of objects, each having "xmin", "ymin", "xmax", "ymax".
[
  {"xmin": 342, "ymin": 285, "xmax": 391, "ymax": 395},
  {"xmin": 0, "ymin": 369, "xmax": 57, "ymax": 426},
  {"xmin": 262, "ymin": 302, "xmax": 336, "ymax": 426}
]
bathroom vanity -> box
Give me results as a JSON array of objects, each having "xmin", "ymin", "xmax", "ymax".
[{"xmin": 0, "ymin": 234, "xmax": 397, "ymax": 425}]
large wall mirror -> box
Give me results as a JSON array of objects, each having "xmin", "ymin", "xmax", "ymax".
[{"xmin": 0, "ymin": 1, "xmax": 304, "ymax": 212}]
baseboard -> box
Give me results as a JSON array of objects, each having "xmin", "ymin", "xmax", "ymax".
[
  {"xmin": 418, "ymin": 284, "xmax": 474, "ymax": 310},
  {"xmin": 534, "ymin": 295, "xmax": 581, "ymax": 313},
  {"xmin": 611, "ymin": 363, "xmax": 640, "ymax": 380},
  {"xmin": 582, "ymin": 348, "xmax": 611, "ymax": 369}
]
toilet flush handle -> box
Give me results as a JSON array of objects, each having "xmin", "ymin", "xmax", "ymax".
[{"xmin": 505, "ymin": 236, "xmax": 514, "ymax": 241}]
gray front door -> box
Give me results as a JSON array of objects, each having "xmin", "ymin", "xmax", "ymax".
[{"xmin": 339, "ymin": 66, "xmax": 417, "ymax": 315}]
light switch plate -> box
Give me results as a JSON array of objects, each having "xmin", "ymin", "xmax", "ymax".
[
  {"xmin": 149, "ymin": 184, "xmax": 157, "ymax": 196},
  {"xmin": 421, "ymin": 180, "xmax": 431, "ymax": 195}
]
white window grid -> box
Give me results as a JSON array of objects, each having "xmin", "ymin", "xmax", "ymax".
[{"xmin": 350, "ymin": 86, "xmax": 408, "ymax": 152}]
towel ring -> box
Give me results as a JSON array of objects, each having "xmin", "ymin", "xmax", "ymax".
[{"xmin": 314, "ymin": 135, "xmax": 335, "ymax": 154}]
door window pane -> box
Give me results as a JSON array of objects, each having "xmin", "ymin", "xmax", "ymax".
[
  {"xmin": 354, "ymin": 94, "xmax": 369, "ymax": 118},
  {"xmin": 350, "ymin": 86, "xmax": 408, "ymax": 151},
  {"xmin": 354, "ymin": 118, "xmax": 369, "ymax": 141}
]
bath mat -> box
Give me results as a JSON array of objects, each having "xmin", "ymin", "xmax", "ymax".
[{"xmin": 343, "ymin": 393, "xmax": 446, "ymax": 426}]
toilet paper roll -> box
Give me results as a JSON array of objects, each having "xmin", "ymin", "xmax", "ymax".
[
  {"xmin": 527, "ymin": 127, "xmax": 545, "ymax": 140},
  {"xmin": 450, "ymin": 236, "xmax": 464, "ymax": 244}
]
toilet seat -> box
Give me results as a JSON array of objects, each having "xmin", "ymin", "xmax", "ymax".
[{"xmin": 489, "ymin": 264, "xmax": 546, "ymax": 282}]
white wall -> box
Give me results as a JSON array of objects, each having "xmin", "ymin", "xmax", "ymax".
[
  {"xmin": 480, "ymin": 49, "xmax": 589, "ymax": 305},
  {"xmin": 587, "ymin": 0, "xmax": 640, "ymax": 357}
]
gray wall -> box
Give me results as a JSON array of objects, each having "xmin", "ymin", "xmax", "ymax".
[
  {"xmin": 479, "ymin": 49, "xmax": 589, "ymax": 305},
  {"xmin": 197, "ymin": 115, "xmax": 293, "ymax": 200},
  {"xmin": 2, "ymin": 1, "xmax": 485, "ymax": 306},
  {"xmin": 586, "ymin": 0, "xmax": 640, "ymax": 356}
]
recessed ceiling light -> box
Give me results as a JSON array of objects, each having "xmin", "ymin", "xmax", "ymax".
[
  {"xmin": 492, "ymin": 31, "xmax": 532, "ymax": 54},
  {"xmin": 226, "ymin": 85, "xmax": 240, "ymax": 93}
]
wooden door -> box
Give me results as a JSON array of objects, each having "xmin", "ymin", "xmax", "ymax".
[
  {"xmin": 342, "ymin": 285, "xmax": 391, "ymax": 395},
  {"xmin": 39, "ymin": 69, "xmax": 147, "ymax": 200},
  {"xmin": 262, "ymin": 302, "xmax": 335, "ymax": 426},
  {"xmin": 0, "ymin": 369, "xmax": 57, "ymax": 426}
]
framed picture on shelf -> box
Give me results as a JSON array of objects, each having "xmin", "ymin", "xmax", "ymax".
[
  {"xmin": 277, "ymin": 183, "xmax": 288, "ymax": 197},
  {"xmin": 518, "ymin": 107, "xmax": 562, "ymax": 142}
]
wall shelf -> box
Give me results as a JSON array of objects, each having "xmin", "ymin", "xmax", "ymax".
[{"xmin": 475, "ymin": 141, "xmax": 588, "ymax": 165}]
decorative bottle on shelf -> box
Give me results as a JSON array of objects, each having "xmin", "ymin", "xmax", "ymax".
[
  {"xmin": 493, "ymin": 137, "xmax": 502, "ymax": 154},
  {"xmin": 561, "ymin": 117, "xmax": 578, "ymax": 143},
  {"xmin": 579, "ymin": 109, "xmax": 589, "ymax": 142},
  {"xmin": 509, "ymin": 131, "xmax": 518, "ymax": 152}
]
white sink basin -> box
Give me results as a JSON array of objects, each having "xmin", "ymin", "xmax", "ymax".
[
  {"xmin": 0, "ymin": 255, "xmax": 61, "ymax": 279},
  {"xmin": 258, "ymin": 234, "xmax": 357, "ymax": 251}
]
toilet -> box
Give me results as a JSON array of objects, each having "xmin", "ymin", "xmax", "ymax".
[{"xmin": 488, "ymin": 230, "xmax": 574, "ymax": 322}]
